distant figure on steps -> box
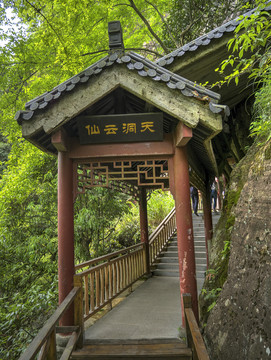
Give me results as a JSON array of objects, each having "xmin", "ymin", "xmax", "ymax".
[
  {"xmin": 210, "ymin": 179, "xmax": 218, "ymax": 212},
  {"xmin": 190, "ymin": 186, "xmax": 199, "ymax": 216}
]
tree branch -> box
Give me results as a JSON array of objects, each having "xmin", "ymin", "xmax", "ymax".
[
  {"xmin": 80, "ymin": 47, "xmax": 163, "ymax": 58},
  {"xmin": 125, "ymin": 47, "xmax": 163, "ymax": 57},
  {"xmin": 80, "ymin": 49, "xmax": 108, "ymax": 57},
  {"xmin": 145, "ymin": 0, "xmax": 178, "ymax": 48},
  {"xmin": 179, "ymin": 15, "xmax": 202, "ymax": 46},
  {"xmin": 23, "ymin": 0, "xmax": 68, "ymax": 56},
  {"xmin": 127, "ymin": 0, "xmax": 168, "ymax": 53}
]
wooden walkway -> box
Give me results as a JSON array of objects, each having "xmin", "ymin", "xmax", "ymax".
[{"xmin": 84, "ymin": 276, "xmax": 183, "ymax": 342}]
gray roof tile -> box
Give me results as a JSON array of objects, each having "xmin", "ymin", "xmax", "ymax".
[
  {"xmin": 15, "ymin": 51, "xmax": 227, "ymax": 124},
  {"xmin": 157, "ymin": 5, "xmax": 269, "ymax": 65}
]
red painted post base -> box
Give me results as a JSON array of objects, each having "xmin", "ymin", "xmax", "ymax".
[{"xmin": 173, "ymin": 147, "xmax": 199, "ymax": 324}]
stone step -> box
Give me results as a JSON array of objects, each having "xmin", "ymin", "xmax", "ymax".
[
  {"xmin": 195, "ymin": 258, "xmax": 207, "ymax": 265},
  {"xmin": 196, "ymin": 271, "xmax": 206, "ymax": 279},
  {"xmin": 162, "ymin": 251, "xmax": 178, "ymax": 258},
  {"xmin": 153, "ymin": 269, "xmax": 179, "ymax": 277},
  {"xmin": 196, "ymin": 264, "xmax": 207, "ymax": 272},
  {"xmin": 158, "ymin": 257, "xmax": 179, "ymax": 263},
  {"xmin": 157, "ymin": 263, "xmax": 179, "ymax": 270},
  {"xmin": 166, "ymin": 246, "xmax": 178, "ymax": 251},
  {"xmin": 194, "ymin": 251, "xmax": 207, "ymax": 259}
]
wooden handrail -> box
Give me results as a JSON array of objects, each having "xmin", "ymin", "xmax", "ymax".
[
  {"xmin": 183, "ymin": 294, "xmax": 210, "ymax": 360},
  {"xmin": 19, "ymin": 283, "xmax": 83, "ymax": 360},
  {"xmin": 149, "ymin": 207, "xmax": 176, "ymax": 244},
  {"xmin": 75, "ymin": 208, "xmax": 176, "ymax": 322},
  {"xmin": 149, "ymin": 207, "xmax": 176, "ymax": 265},
  {"xmin": 75, "ymin": 243, "xmax": 143, "ymax": 270},
  {"xmin": 76, "ymin": 242, "xmax": 146, "ymax": 321}
]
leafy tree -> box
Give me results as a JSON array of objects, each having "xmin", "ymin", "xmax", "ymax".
[
  {"xmin": 0, "ymin": 133, "xmax": 11, "ymax": 175},
  {"xmin": 216, "ymin": 0, "xmax": 271, "ymax": 142},
  {"xmin": 0, "ymin": 1, "xmax": 257, "ymax": 358},
  {"xmin": 0, "ymin": 145, "xmax": 58, "ymax": 359},
  {"xmin": 74, "ymin": 188, "xmax": 131, "ymax": 261},
  {"xmin": 163, "ymin": 0, "xmax": 244, "ymax": 50}
]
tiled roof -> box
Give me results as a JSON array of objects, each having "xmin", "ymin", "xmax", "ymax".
[
  {"xmin": 157, "ymin": 4, "xmax": 271, "ymax": 67},
  {"xmin": 15, "ymin": 51, "xmax": 229, "ymax": 125}
]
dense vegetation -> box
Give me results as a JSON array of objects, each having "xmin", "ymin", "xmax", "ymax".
[{"xmin": 0, "ymin": 0, "xmax": 270, "ymax": 358}]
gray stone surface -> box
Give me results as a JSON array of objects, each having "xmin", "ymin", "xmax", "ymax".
[
  {"xmin": 204, "ymin": 141, "xmax": 271, "ymax": 360},
  {"xmin": 85, "ymin": 276, "xmax": 182, "ymax": 341}
]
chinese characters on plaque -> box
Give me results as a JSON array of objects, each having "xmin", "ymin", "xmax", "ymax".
[{"xmin": 77, "ymin": 113, "xmax": 163, "ymax": 144}]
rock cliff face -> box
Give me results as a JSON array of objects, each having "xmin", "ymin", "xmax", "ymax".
[{"xmin": 202, "ymin": 140, "xmax": 271, "ymax": 360}]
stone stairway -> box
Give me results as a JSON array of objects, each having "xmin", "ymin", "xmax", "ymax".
[{"xmin": 153, "ymin": 212, "xmax": 220, "ymax": 292}]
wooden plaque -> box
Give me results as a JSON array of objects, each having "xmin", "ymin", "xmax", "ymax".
[{"xmin": 77, "ymin": 113, "xmax": 163, "ymax": 145}]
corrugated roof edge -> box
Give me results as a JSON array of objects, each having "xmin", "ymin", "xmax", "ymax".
[
  {"xmin": 15, "ymin": 51, "xmax": 229, "ymax": 125},
  {"xmin": 156, "ymin": 3, "xmax": 271, "ymax": 67}
]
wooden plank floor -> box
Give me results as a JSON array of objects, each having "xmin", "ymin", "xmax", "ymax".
[{"xmin": 71, "ymin": 341, "xmax": 192, "ymax": 359}]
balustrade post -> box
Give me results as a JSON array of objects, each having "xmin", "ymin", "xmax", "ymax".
[
  {"xmin": 73, "ymin": 275, "xmax": 84, "ymax": 349},
  {"xmin": 173, "ymin": 146, "xmax": 198, "ymax": 324},
  {"xmin": 139, "ymin": 187, "xmax": 150, "ymax": 275}
]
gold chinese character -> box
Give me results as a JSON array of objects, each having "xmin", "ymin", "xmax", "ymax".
[
  {"xmin": 141, "ymin": 121, "xmax": 155, "ymax": 132},
  {"xmin": 104, "ymin": 124, "xmax": 118, "ymax": 135},
  {"xmin": 123, "ymin": 123, "xmax": 136, "ymax": 134},
  {"xmin": 85, "ymin": 124, "xmax": 100, "ymax": 135}
]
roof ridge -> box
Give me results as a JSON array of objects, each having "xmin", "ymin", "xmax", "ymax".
[{"xmin": 16, "ymin": 50, "xmax": 227, "ymax": 125}]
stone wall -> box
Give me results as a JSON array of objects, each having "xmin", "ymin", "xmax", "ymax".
[{"xmin": 202, "ymin": 139, "xmax": 271, "ymax": 360}]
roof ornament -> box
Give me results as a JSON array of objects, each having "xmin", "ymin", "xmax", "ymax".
[{"xmin": 108, "ymin": 21, "xmax": 124, "ymax": 55}]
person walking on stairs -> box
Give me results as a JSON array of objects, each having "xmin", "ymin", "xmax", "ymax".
[
  {"xmin": 210, "ymin": 179, "xmax": 218, "ymax": 213},
  {"xmin": 190, "ymin": 186, "xmax": 199, "ymax": 216}
]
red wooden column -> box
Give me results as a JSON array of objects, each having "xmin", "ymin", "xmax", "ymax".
[
  {"xmin": 173, "ymin": 146, "xmax": 198, "ymax": 323},
  {"xmin": 202, "ymin": 183, "xmax": 213, "ymax": 269},
  {"xmin": 58, "ymin": 150, "xmax": 75, "ymax": 326},
  {"xmin": 138, "ymin": 187, "xmax": 150, "ymax": 275}
]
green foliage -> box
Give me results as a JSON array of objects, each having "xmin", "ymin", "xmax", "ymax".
[
  {"xmin": 0, "ymin": 144, "xmax": 58, "ymax": 359},
  {"xmin": 112, "ymin": 202, "xmax": 141, "ymax": 247},
  {"xmin": 250, "ymin": 69, "xmax": 271, "ymax": 142},
  {"xmin": 163, "ymin": 0, "xmax": 243, "ymax": 49},
  {"xmin": 74, "ymin": 188, "xmax": 131, "ymax": 261},
  {"xmin": 0, "ymin": 133, "xmax": 11, "ymax": 175},
  {"xmin": 147, "ymin": 190, "xmax": 175, "ymax": 230},
  {"xmin": 215, "ymin": 0, "xmax": 271, "ymax": 142}
]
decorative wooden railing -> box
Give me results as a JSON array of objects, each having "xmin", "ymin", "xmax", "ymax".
[
  {"xmin": 75, "ymin": 243, "xmax": 147, "ymax": 321},
  {"xmin": 74, "ymin": 208, "xmax": 176, "ymax": 321},
  {"xmin": 19, "ymin": 276, "xmax": 83, "ymax": 360},
  {"xmin": 183, "ymin": 294, "xmax": 210, "ymax": 360},
  {"xmin": 149, "ymin": 207, "xmax": 176, "ymax": 265}
]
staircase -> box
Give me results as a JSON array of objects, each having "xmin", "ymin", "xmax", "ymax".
[
  {"xmin": 153, "ymin": 213, "xmax": 220, "ymax": 292},
  {"xmin": 71, "ymin": 340, "xmax": 192, "ymax": 359},
  {"xmin": 193, "ymin": 213, "xmax": 208, "ymax": 291},
  {"xmin": 153, "ymin": 236, "xmax": 179, "ymax": 277}
]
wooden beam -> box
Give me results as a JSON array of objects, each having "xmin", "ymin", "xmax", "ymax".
[
  {"xmin": 51, "ymin": 129, "xmax": 69, "ymax": 152},
  {"xmin": 69, "ymin": 133, "xmax": 174, "ymax": 159},
  {"xmin": 174, "ymin": 122, "xmax": 192, "ymax": 147}
]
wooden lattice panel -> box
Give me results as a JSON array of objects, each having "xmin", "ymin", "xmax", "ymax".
[{"xmin": 77, "ymin": 160, "xmax": 169, "ymax": 196}]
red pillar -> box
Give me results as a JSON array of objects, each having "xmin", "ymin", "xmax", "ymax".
[
  {"xmin": 173, "ymin": 146, "xmax": 198, "ymax": 323},
  {"xmin": 202, "ymin": 186, "xmax": 213, "ymax": 269},
  {"xmin": 139, "ymin": 187, "xmax": 150, "ymax": 275},
  {"xmin": 58, "ymin": 151, "xmax": 74, "ymax": 325}
]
